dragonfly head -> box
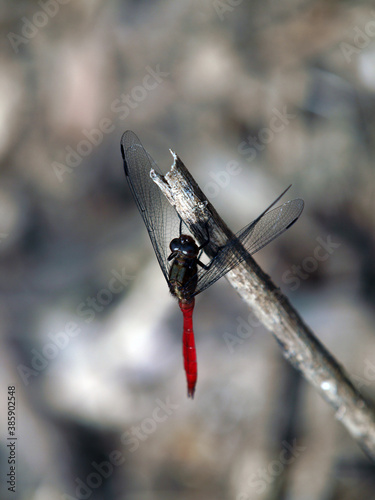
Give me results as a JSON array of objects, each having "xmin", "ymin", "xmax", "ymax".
[{"xmin": 170, "ymin": 235, "xmax": 199, "ymax": 259}]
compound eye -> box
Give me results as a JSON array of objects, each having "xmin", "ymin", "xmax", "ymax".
[
  {"xmin": 182, "ymin": 241, "xmax": 198, "ymax": 258},
  {"xmin": 170, "ymin": 238, "xmax": 181, "ymax": 252}
]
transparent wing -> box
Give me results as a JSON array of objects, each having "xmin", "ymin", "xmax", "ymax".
[
  {"xmin": 193, "ymin": 197, "xmax": 304, "ymax": 296},
  {"xmin": 121, "ymin": 131, "xmax": 180, "ymax": 283},
  {"xmin": 237, "ymin": 198, "xmax": 304, "ymax": 254},
  {"xmin": 121, "ymin": 130, "xmax": 304, "ymax": 299}
]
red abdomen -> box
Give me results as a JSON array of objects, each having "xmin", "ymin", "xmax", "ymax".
[{"xmin": 179, "ymin": 299, "xmax": 197, "ymax": 398}]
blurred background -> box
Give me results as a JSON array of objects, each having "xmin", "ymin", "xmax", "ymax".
[{"xmin": 1, "ymin": 1, "xmax": 375, "ymax": 499}]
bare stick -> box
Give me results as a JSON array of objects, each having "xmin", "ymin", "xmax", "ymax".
[{"xmin": 151, "ymin": 151, "xmax": 375, "ymax": 461}]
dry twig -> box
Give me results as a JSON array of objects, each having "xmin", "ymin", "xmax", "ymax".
[{"xmin": 151, "ymin": 151, "xmax": 375, "ymax": 461}]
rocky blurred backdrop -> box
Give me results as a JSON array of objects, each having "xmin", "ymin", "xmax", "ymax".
[{"xmin": 1, "ymin": 1, "xmax": 375, "ymax": 499}]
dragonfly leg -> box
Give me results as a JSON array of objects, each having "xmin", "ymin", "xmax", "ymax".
[
  {"xmin": 197, "ymin": 259, "xmax": 210, "ymax": 270},
  {"xmin": 168, "ymin": 251, "xmax": 177, "ymax": 261},
  {"xmin": 197, "ymin": 240, "xmax": 226, "ymax": 271},
  {"xmin": 197, "ymin": 223, "xmax": 210, "ymax": 260},
  {"xmin": 195, "ymin": 223, "xmax": 213, "ymax": 270}
]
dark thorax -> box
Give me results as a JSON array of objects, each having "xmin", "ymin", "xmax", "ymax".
[{"xmin": 168, "ymin": 235, "xmax": 199, "ymax": 303}]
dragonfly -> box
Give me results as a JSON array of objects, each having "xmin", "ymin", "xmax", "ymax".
[{"xmin": 121, "ymin": 131, "xmax": 304, "ymax": 398}]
